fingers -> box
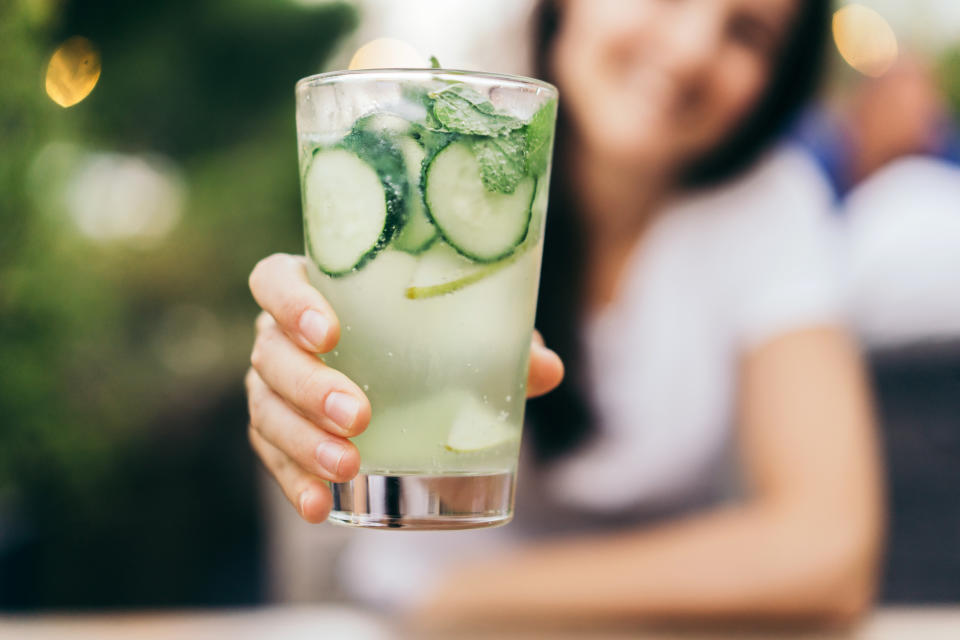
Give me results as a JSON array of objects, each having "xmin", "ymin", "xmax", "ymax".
[
  {"xmin": 251, "ymin": 316, "xmax": 371, "ymax": 437},
  {"xmin": 246, "ymin": 368, "xmax": 360, "ymax": 483},
  {"xmin": 527, "ymin": 334, "xmax": 564, "ymax": 398},
  {"xmin": 248, "ymin": 424, "xmax": 333, "ymax": 524},
  {"xmin": 249, "ymin": 253, "xmax": 340, "ymax": 354}
]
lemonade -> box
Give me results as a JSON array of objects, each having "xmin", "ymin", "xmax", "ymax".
[{"xmin": 295, "ymin": 70, "xmax": 557, "ymax": 528}]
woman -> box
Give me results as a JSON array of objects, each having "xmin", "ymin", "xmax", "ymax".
[{"xmin": 246, "ymin": 0, "xmax": 883, "ymax": 626}]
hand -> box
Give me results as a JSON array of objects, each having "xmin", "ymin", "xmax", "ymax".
[{"xmin": 245, "ymin": 253, "xmax": 564, "ymax": 523}]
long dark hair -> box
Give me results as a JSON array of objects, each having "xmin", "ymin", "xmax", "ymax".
[{"xmin": 526, "ymin": 0, "xmax": 833, "ymax": 462}]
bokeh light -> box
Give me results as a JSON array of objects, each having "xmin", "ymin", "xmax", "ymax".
[
  {"xmin": 45, "ymin": 36, "xmax": 101, "ymax": 107},
  {"xmin": 833, "ymin": 4, "xmax": 899, "ymax": 78},
  {"xmin": 348, "ymin": 37, "xmax": 428, "ymax": 70},
  {"xmin": 62, "ymin": 151, "xmax": 184, "ymax": 245}
]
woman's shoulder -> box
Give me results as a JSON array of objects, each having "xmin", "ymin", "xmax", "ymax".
[
  {"xmin": 658, "ymin": 144, "xmax": 840, "ymax": 272},
  {"xmin": 672, "ymin": 144, "xmax": 836, "ymax": 234},
  {"xmin": 663, "ymin": 144, "xmax": 846, "ymax": 346}
]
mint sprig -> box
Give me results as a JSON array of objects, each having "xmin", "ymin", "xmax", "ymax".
[
  {"xmin": 410, "ymin": 71, "xmax": 557, "ymax": 195},
  {"xmin": 471, "ymin": 129, "xmax": 527, "ymax": 193},
  {"xmin": 471, "ymin": 99, "xmax": 557, "ymax": 194},
  {"xmin": 429, "ymin": 85, "xmax": 525, "ymax": 136}
]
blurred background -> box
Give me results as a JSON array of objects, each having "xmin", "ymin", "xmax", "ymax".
[{"xmin": 1, "ymin": 0, "xmax": 959, "ymax": 618}]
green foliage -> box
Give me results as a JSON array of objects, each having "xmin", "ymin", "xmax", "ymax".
[
  {"xmin": 939, "ymin": 43, "xmax": 960, "ymax": 117},
  {"xmin": 0, "ymin": 0, "xmax": 357, "ymax": 530}
]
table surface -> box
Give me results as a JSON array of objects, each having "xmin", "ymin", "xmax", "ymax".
[{"xmin": 1, "ymin": 606, "xmax": 959, "ymax": 639}]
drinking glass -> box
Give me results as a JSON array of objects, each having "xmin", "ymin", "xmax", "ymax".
[{"xmin": 294, "ymin": 69, "xmax": 557, "ymax": 529}]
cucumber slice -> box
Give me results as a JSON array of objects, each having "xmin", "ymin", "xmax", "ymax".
[
  {"xmin": 339, "ymin": 129, "xmax": 408, "ymax": 223},
  {"xmin": 405, "ymin": 241, "xmax": 516, "ymax": 299},
  {"xmin": 352, "ymin": 114, "xmax": 439, "ymax": 254},
  {"xmin": 393, "ymin": 136, "xmax": 438, "ymax": 253},
  {"xmin": 424, "ymin": 141, "xmax": 535, "ymax": 263},
  {"xmin": 523, "ymin": 174, "xmax": 550, "ymax": 249},
  {"xmin": 303, "ymin": 147, "xmax": 394, "ymax": 276},
  {"xmin": 445, "ymin": 394, "xmax": 519, "ymax": 453}
]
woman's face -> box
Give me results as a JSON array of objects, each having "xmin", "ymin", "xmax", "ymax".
[{"xmin": 552, "ymin": 0, "xmax": 798, "ymax": 174}]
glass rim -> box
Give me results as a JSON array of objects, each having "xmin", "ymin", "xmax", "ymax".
[{"xmin": 295, "ymin": 68, "xmax": 558, "ymax": 96}]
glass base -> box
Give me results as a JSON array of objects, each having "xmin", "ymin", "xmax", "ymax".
[{"xmin": 329, "ymin": 471, "xmax": 515, "ymax": 530}]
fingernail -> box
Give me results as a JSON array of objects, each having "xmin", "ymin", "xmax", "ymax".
[
  {"xmin": 533, "ymin": 341, "xmax": 553, "ymax": 357},
  {"xmin": 299, "ymin": 310, "xmax": 329, "ymax": 350},
  {"xmin": 324, "ymin": 391, "xmax": 360, "ymax": 431},
  {"xmin": 315, "ymin": 441, "xmax": 346, "ymax": 476},
  {"xmin": 299, "ymin": 490, "xmax": 312, "ymax": 515}
]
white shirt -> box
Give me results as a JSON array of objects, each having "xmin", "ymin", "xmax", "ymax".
[
  {"xmin": 842, "ymin": 156, "xmax": 960, "ymax": 348},
  {"xmin": 550, "ymin": 145, "xmax": 844, "ymax": 512},
  {"xmin": 339, "ymin": 144, "xmax": 845, "ymax": 608}
]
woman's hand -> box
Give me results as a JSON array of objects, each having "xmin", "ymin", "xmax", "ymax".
[{"xmin": 245, "ymin": 253, "xmax": 564, "ymax": 523}]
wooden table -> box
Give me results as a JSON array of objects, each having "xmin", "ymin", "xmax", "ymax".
[{"xmin": 1, "ymin": 606, "xmax": 958, "ymax": 639}]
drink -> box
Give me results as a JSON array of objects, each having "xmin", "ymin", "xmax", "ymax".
[{"xmin": 295, "ymin": 70, "xmax": 557, "ymax": 529}]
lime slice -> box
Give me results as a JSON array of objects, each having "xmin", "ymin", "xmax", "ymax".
[
  {"xmin": 446, "ymin": 396, "xmax": 519, "ymax": 453},
  {"xmin": 405, "ymin": 242, "xmax": 516, "ymax": 299}
]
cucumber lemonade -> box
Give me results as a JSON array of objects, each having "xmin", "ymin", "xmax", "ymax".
[{"xmin": 295, "ymin": 69, "xmax": 557, "ymax": 528}]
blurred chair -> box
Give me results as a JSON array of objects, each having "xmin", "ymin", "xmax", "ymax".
[{"xmin": 871, "ymin": 342, "xmax": 960, "ymax": 602}]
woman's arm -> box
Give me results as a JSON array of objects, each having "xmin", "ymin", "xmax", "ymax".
[{"xmin": 417, "ymin": 327, "xmax": 884, "ymax": 627}]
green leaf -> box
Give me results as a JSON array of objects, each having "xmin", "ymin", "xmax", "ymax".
[
  {"xmin": 424, "ymin": 107, "xmax": 443, "ymax": 130},
  {"xmin": 525, "ymin": 98, "xmax": 557, "ymax": 177},
  {"xmin": 464, "ymin": 98, "xmax": 557, "ymax": 194},
  {"xmin": 471, "ymin": 130, "xmax": 527, "ymax": 194},
  {"xmin": 430, "ymin": 55, "xmax": 441, "ymax": 69},
  {"xmin": 429, "ymin": 84, "xmax": 524, "ymax": 136}
]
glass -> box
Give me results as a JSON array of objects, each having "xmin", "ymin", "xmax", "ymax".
[{"xmin": 294, "ymin": 69, "xmax": 558, "ymax": 529}]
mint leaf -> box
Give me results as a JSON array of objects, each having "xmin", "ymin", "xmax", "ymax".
[
  {"xmin": 471, "ymin": 130, "xmax": 527, "ymax": 193},
  {"xmin": 525, "ymin": 98, "xmax": 557, "ymax": 177},
  {"xmin": 429, "ymin": 84, "xmax": 525, "ymax": 136},
  {"xmin": 468, "ymin": 98, "xmax": 557, "ymax": 194},
  {"xmin": 424, "ymin": 106, "xmax": 443, "ymax": 130},
  {"xmin": 430, "ymin": 55, "xmax": 441, "ymax": 69}
]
